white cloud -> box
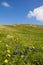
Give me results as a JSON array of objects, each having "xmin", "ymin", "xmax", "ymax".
[
  {"xmin": 27, "ymin": 5, "xmax": 43, "ymax": 22},
  {"xmin": 1, "ymin": 2, "xmax": 10, "ymax": 8}
]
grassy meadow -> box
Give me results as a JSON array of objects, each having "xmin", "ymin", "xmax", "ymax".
[{"xmin": 0, "ymin": 24, "xmax": 43, "ymax": 65}]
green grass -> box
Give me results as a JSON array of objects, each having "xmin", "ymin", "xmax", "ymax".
[{"xmin": 0, "ymin": 24, "xmax": 43, "ymax": 65}]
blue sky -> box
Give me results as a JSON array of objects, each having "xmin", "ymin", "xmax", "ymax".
[{"xmin": 0, "ymin": 0, "xmax": 43, "ymax": 25}]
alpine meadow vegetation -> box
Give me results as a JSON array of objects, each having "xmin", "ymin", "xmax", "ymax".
[{"xmin": 0, "ymin": 24, "xmax": 43, "ymax": 65}]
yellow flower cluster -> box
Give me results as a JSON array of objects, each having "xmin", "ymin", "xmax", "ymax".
[
  {"xmin": 6, "ymin": 44, "xmax": 11, "ymax": 53},
  {"xmin": 4, "ymin": 44, "xmax": 11, "ymax": 63},
  {"xmin": 29, "ymin": 45, "xmax": 35, "ymax": 49}
]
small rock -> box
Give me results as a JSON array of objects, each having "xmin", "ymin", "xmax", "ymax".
[{"xmin": 13, "ymin": 51, "xmax": 18, "ymax": 56}]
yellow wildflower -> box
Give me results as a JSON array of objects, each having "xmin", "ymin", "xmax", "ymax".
[
  {"xmin": 0, "ymin": 41, "xmax": 2, "ymax": 43},
  {"xmin": 7, "ymin": 50, "xmax": 10, "ymax": 53},
  {"xmin": 4, "ymin": 59, "xmax": 8, "ymax": 63},
  {"xmin": 21, "ymin": 55, "xmax": 24, "ymax": 58},
  {"xmin": 6, "ymin": 44, "xmax": 8, "ymax": 47},
  {"xmin": 7, "ymin": 54, "xmax": 11, "ymax": 57},
  {"xmin": 32, "ymin": 46, "xmax": 35, "ymax": 49},
  {"xmin": 41, "ymin": 47, "xmax": 43, "ymax": 49}
]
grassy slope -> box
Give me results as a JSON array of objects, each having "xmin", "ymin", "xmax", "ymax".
[
  {"xmin": 1, "ymin": 24, "xmax": 43, "ymax": 46},
  {"xmin": 0, "ymin": 24, "xmax": 43, "ymax": 65}
]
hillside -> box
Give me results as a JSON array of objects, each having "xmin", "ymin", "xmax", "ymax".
[{"xmin": 0, "ymin": 24, "xmax": 43, "ymax": 65}]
